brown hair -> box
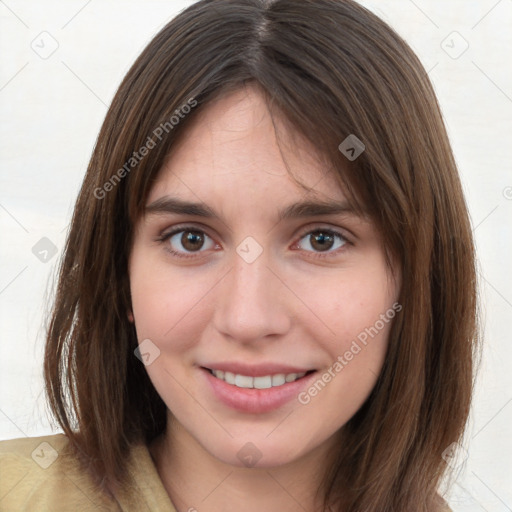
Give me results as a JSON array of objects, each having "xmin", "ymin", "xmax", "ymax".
[{"xmin": 44, "ymin": 0, "xmax": 479, "ymax": 510}]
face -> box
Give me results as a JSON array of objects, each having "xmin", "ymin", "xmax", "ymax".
[{"xmin": 129, "ymin": 84, "xmax": 400, "ymax": 469}]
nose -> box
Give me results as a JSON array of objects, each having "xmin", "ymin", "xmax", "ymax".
[{"xmin": 212, "ymin": 251, "xmax": 291, "ymax": 344}]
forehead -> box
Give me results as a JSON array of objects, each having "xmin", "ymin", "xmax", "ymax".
[{"xmin": 147, "ymin": 85, "xmax": 346, "ymax": 206}]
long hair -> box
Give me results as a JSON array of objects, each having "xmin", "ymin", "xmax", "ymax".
[{"xmin": 44, "ymin": 1, "xmax": 479, "ymax": 510}]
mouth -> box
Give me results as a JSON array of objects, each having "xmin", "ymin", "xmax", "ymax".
[
  {"xmin": 201, "ymin": 367, "xmax": 316, "ymax": 389},
  {"xmin": 199, "ymin": 366, "xmax": 319, "ymax": 414}
]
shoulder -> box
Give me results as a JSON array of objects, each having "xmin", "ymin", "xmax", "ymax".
[
  {"xmin": 0, "ymin": 433, "xmax": 177, "ymax": 512},
  {"xmin": 0, "ymin": 433, "xmax": 115, "ymax": 511}
]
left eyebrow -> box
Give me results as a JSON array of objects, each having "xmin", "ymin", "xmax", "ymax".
[
  {"xmin": 277, "ymin": 199, "xmax": 359, "ymax": 221},
  {"xmin": 144, "ymin": 196, "xmax": 360, "ymax": 221}
]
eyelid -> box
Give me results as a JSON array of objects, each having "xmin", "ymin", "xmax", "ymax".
[
  {"xmin": 157, "ymin": 222, "xmax": 353, "ymax": 259},
  {"xmin": 159, "ymin": 222, "xmax": 218, "ymax": 242},
  {"xmin": 159, "ymin": 222, "xmax": 353, "ymax": 241},
  {"xmin": 293, "ymin": 223, "xmax": 353, "ymax": 244},
  {"xmin": 156, "ymin": 223, "xmax": 220, "ymax": 245},
  {"xmin": 289, "ymin": 225, "xmax": 351, "ymax": 259},
  {"xmin": 158, "ymin": 223, "xmax": 220, "ymax": 255}
]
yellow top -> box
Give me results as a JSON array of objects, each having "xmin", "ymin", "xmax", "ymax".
[
  {"xmin": 0, "ymin": 433, "xmax": 177, "ymax": 511},
  {"xmin": 1, "ymin": 433, "xmax": 454, "ymax": 511}
]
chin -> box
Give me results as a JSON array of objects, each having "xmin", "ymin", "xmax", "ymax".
[{"xmin": 204, "ymin": 435, "xmax": 308, "ymax": 470}]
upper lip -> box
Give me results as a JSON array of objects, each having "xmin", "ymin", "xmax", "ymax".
[{"xmin": 201, "ymin": 362, "xmax": 315, "ymax": 377}]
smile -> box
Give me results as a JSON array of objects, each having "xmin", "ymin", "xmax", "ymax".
[
  {"xmin": 200, "ymin": 366, "xmax": 319, "ymax": 414},
  {"xmin": 205, "ymin": 368, "xmax": 315, "ymax": 389}
]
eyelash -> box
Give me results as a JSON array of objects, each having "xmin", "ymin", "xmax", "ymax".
[{"xmin": 156, "ymin": 225, "xmax": 351, "ymax": 260}]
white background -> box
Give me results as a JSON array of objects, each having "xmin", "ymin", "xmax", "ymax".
[{"xmin": 0, "ymin": 1, "xmax": 511, "ymax": 510}]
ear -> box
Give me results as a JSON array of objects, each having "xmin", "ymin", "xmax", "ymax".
[{"xmin": 127, "ymin": 310, "xmax": 134, "ymax": 323}]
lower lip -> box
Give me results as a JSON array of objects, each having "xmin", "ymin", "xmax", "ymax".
[{"xmin": 200, "ymin": 367, "xmax": 317, "ymax": 414}]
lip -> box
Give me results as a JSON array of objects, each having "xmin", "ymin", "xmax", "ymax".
[
  {"xmin": 200, "ymin": 366, "xmax": 318, "ymax": 414},
  {"xmin": 200, "ymin": 361, "xmax": 315, "ymax": 377}
]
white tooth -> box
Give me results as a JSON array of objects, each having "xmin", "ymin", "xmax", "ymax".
[
  {"xmin": 224, "ymin": 371, "xmax": 236, "ymax": 385},
  {"xmin": 218, "ymin": 371, "xmax": 307, "ymax": 388},
  {"xmin": 235, "ymin": 374, "xmax": 254, "ymax": 388},
  {"xmin": 212, "ymin": 369, "xmax": 224, "ymax": 379},
  {"xmin": 254, "ymin": 376, "xmax": 272, "ymax": 389},
  {"xmin": 271, "ymin": 374, "xmax": 286, "ymax": 386}
]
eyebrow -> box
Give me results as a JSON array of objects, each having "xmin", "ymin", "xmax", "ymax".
[{"xmin": 145, "ymin": 196, "xmax": 358, "ymax": 221}]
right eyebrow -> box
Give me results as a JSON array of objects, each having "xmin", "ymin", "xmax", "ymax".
[{"xmin": 145, "ymin": 197, "xmax": 217, "ymax": 218}]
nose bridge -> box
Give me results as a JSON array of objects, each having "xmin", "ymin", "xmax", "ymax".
[{"xmin": 213, "ymin": 251, "xmax": 290, "ymax": 342}]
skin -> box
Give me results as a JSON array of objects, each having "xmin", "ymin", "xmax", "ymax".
[{"xmin": 128, "ymin": 84, "xmax": 401, "ymax": 512}]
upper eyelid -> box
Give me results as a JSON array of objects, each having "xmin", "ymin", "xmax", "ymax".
[
  {"xmin": 160, "ymin": 223, "xmax": 217, "ymax": 242},
  {"xmin": 295, "ymin": 224, "xmax": 350, "ymax": 241}
]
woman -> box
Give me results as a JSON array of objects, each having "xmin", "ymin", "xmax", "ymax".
[{"xmin": 0, "ymin": 0, "xmax": 478, "ymax": 510}]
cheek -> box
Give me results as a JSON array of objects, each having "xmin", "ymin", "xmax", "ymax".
[
  {"xmin": 299, "ymin": 266, "xmax": 398, "ymax": 419},
  {"xmin": 129, "ymin": 254, "xmax": 215, "ymax": 353},
  {"xmin": 296, "ymin": 274, "xmax": 397, "ymax": 428},
  {"xmin": 297, "ymin": 262, "xmax": 397, "ymax": 354}
]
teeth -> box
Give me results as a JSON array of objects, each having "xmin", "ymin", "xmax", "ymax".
[
  {"xmin": 211, "ymin": 369, "xmax": 307, "ymax": 388},
  {"xmin": 272, "ymin": 374, "xmax": 286, "ymax": 386},
  {"xmin": 235, "ymin": 374, "xmax": 253, "ymax": 388},
  {"xmin": 254, "ymin": 376, "xmax": 272, "ymax": 389}
]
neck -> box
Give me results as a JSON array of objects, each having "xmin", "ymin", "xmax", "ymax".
[{"xmin": 150, "ymin": 417, "xmax": 335, "ymax": 512}]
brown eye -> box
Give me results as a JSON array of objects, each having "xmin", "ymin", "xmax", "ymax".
[
  {"xmin": 181, "ymin": 230, "xmax": 205, "ymax": 251},
  {"xmin": 296, "ymin": 229, "xmax": 347, "ymax": 254},
  {"xmin": 309, "ymin": 232, "xmax": 335, "ymax": 251},
  {"xmin": 162, "ymin": 228, "xmax": 216, "ymax": 257}
]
